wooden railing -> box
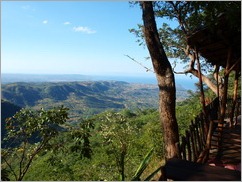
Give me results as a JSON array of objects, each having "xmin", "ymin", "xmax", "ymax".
[
  {"xmin": 177, "ymin": 97, "xmax": 219, "ymax": 163},
  {"xmin": 177, "ymin": 97, "xmax": 241, "ymax": 164},
  {"xmin": 161, "ymin": 97, "xmax": 241, "ymax": 180}
]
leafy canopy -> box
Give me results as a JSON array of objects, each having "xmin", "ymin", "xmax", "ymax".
[{"xmin": 2, "ymin": 106, "xmax": 69, "ymax": 181}]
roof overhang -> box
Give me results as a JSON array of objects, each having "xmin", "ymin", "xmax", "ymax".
[{"xmin": 187, "ymin": 16, "xmax": 241, "ymax": 73}]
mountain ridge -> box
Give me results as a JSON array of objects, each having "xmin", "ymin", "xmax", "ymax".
[{"xmin": 1, "ymin": 81, "xmax": 189, "ymax": 121}]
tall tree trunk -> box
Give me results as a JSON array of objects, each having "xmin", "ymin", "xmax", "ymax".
[{"xmin": 140, "ymin": 1, "xmax": 179, "ymax": 159}]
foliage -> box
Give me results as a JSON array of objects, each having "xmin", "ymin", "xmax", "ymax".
[
  {"xmin": 227, "ymin": 71, "xmax": 241, "ymax": 98},
  {"xmin": 2, "ymin": 81, "xmax": 171, "ymax": 119},
  {"xmin": 132, "ymin": 1, "xmax": 240, "ymax": 62},
  {"xmin": 14, "ymin": 108, "xmax": 164, "ymax": 181},
  {"xmin": 1, "ymin": 89, "xmax": 207, "ymax": 181},
  {"xmin": 1, "ymin": 106, "xmax": 69, "ymax": 181},
  {"xmin": 130, "ymin": 1, "xmax": 241, "ymax": 97},
  {"xmin": 69, "ymin": 118, "xmax": 95, "ymax": 159},
  {"xmin": 100, "ymin": 111, "xmax": 139, "ymax": 180},
  {"xmin": 131, "ymin": 148, "xmax": 154, "ymax": 181},
  {"xmin": 1, "ymin": 100, "xmax": 21, "ymax": 147},
  {"xmin": 1, "ymin": 168, "xmax": 10, "ymax": 181},
  {"xmin": 176, "ymin": 91, "xmax": 202, "ymax": 135}
]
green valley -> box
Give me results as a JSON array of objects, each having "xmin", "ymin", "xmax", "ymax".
[
  {"xmin": 1, "ymin": 81, "xmax": 188, "ymax": 121},
  {"xmin": 1, "ymin": 81, "xmax": 196, "ymax": 181}
]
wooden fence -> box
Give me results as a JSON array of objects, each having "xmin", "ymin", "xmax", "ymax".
[
  {"xmin": 161, "ymin": 97, "xmax": 241, "ymax": 180},
  {"xmin": 177, "ymin": 97, "xmax": 219, "ymax": 163},
  {"xmin": 177, "ymin": 97, "xmax": 241, "ymax": 163}
]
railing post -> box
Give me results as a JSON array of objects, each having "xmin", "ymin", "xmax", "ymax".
[{"xmin": 186, "ymin": 130, "xmax": 192, "ymax": 161}]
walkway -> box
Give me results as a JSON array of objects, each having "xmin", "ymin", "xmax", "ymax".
[
  {"xmin": 162, "ymin": 116, "xmax": 241, "ymax": 181},
  {"xmin": 209, "ymin": 117, "xmax": 241, "ymax": 171}
]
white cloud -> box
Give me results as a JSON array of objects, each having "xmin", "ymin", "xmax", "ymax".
[
  {"xmin": 42, "ymin": 20, "xmax": 48, "ymax": 24},
  {"xmin": 73, "ymin": 26, "xmax": 96, "ymax": 34},
  {"xmin": 64, "ymin": 22, "xmax": 71, "ymax": 25},
  {"xmin": 21, "ymin": 5, "xmax": 35, "ymax": 12}
]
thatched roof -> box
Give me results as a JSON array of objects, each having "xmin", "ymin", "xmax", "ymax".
[{"xmin": 187, "ymin": 15, "xmax": 241, "ymax": 73}]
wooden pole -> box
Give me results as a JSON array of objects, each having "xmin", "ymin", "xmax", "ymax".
[
  {"xmin": 220, "ymin": 48, "xmax": 232, "ymax": 123},
  {"xmin": 195, "ymin": 49, "xmax": 208, "ymax": 133},
  {"xmin": 229, "ymin": 70, "xmax": 239, "ymax": 126},
  {"xmin": 196, "ymin": 120, "xmax": 213, "ymax": 163}
]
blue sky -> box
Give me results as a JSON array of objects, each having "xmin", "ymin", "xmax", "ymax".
[{"xmin": 2, "ymin": 1, "xmax": 188, "ymax": 79}]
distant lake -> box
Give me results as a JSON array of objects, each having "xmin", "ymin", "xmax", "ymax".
[{"xmin": 1, "ymin": 73, "xmax": 197, "ymax": 90}]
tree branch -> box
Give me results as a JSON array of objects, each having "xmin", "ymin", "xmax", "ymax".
[
  {"xmin": 20, "ymin": 139, "xmax": 49, "ymax": 180},
  {"xmin": 19, "ymin": 138, "xmax": 27, "ymax": 180},
  {"xmin": 2, "ymin": 157, "xmax": 18, "ymax": 181},
  {"xmin": 225, "ymin": 58, "xmax": 240, "ymax": 77},
  {"xmin": 173, "ymin": 69, "xmax": 190, "ymax": 75},
  {"xmin": 124, "ymin": 54, "xmax": 155, "ymax": 73},
  {"xmin": 169, "ymin": 1, "xmax": 188, "ymax": 35}
]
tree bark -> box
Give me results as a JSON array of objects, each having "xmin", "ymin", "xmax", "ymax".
[{"xmin": 140, "ymin": 1, "xmax": 179, "ymax": 159}]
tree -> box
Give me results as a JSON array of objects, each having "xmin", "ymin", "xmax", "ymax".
[
  {"xmin": 131, "ymin": 1, "xmax": 241, "ymax": 96},
  {"xmin": 132, "ymin": 2, "xmax": 241, "ymax": 160},
  {"xmin": 100, "ymin": 111, "xmax": 138, "ymax": 180},
  {"xmin": 140, "ymin": 1, "xmax": 179, "ymax": 159},
  {"xmin": 69, "ymin": 117, "xmax": 94, "ymax": 159},
  {"xmin": 1, "ymin": 106, "xmax": 69, "ymax": 181}
]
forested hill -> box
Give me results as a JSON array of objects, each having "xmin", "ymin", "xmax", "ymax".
[
  {"xmin": 1, "ymin": 100, "xmax": 21, "ymax": 143},
  {"xmin": 1, "ymin": 81, "xmax": 189, "ymax": 120}
]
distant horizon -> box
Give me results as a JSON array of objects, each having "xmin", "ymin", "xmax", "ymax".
[
  {"xmin": 1, "ymin": 72, "xmax": 199, "ymax": 81},
  {"xmin": 1, "ymin": 72, "xmax": 154, "ymax": 77},
  {"xmin": 2, "ymin": 72, "xmax": 198, "ymax": 91}
]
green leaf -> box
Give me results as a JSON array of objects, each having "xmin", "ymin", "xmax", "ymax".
[{"xmin": 131, "ymin": 148, "xmax": 154, "ymax": 181}]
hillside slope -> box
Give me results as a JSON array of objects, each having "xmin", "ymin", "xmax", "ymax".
[
  {"xmin": 1, "ymin": 81, "xmax": 188, "ymax": 120},
  {"xmin": 1, "ymin": 100, "xmax": 21, "ymax": 147}
]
